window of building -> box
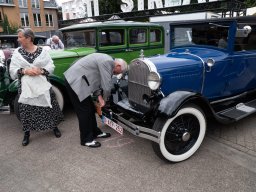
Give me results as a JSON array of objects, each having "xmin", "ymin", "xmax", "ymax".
[
  {"xmin": 45, "ymin": 14, "xmax": 53, "ymax": 27},
  {"xmin": 33, "ymin": 13, "xmax": 41, "ymax": 27},
  {"xmin": 31, "ymin": 0, "xmax": 40, "ymax": 9},
  {"xmin": 19, "ymin": 0, "xmax": 27, "ymax": 7},
  {"xmin": 20, "ymin": 13, "xmax": 30, "ymax": 27},
  {"xmin": 0, "ymin": 11, "xmax": 2, "ymax": 21}
]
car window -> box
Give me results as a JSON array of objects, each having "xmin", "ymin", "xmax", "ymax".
[
  {"xmin": 63, "ymin": 30, "xmax": 95, "ymax": 48},
  {"xmin": 171, "ymin": 23, "xmax": 229, "ymax": 49},
  {"xmin": 129, "ymin": 28, "xmax": 147, "ymax": 44},
  {"xmin": 99, "ymin": 29, "xmax": 125, "ymax": 46},
  {"xmin": 150, "ymin": 28, "xmax": 161, "ymax": 43}
]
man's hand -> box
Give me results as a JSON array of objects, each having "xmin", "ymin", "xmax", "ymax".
[{"xmin": 98, "ymin": 95, "xmax": 105, "ymax": 107}]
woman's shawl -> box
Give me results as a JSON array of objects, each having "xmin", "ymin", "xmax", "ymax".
[
  {"xmin": 9, "ymin": 47, "xmax": 55, "ymax": 80},
  {"xmin": 9, "ymin": 47, "xmax": 55, "ymax": 108}
]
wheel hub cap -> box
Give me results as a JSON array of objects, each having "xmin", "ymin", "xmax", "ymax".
[{"xmin": 182, "ymin": 132, "xmax": 191, "ymax": 142}]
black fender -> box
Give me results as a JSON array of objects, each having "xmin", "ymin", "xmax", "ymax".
[
  {"xmin": 158, "ymin": 91, "xmax": 199, "ymax": 117},
  {"xmin": 157, "ymin": 91, "xmax": 232, "ymax": 124}
]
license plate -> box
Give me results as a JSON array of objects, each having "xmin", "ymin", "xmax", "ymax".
[{"xmin": 103, "ymin": 116, "xmax": 123, "ymax": 135}]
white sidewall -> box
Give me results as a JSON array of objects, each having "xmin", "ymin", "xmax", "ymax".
[
  {"xmin": 160, "ymin": 107, "xmax": 206, "ymax": 162},
  {"xmin": 52, "ymin": 85, "xmax": 64, "ymax": 111}
]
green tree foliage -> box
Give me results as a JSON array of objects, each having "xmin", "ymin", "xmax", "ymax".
[
  {"xmin": 245, "ymin": 0, "xmax": 256, "ymax": 8},
  {"xmin": 1, "ymin": 14, "xmax": 18, "ymax": 34}
]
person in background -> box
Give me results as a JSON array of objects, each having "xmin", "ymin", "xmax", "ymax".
[
  {"xmin": 218, "ymin": 33, "xmax": 228, "ymax": 49},
  {"xmin": 64, "ymin": 53, "xmax": 127, "ymax": 148},
  {"xmin": 46, "ymin": 35, "xmax": 64, "ymax": 49},
  {"xmin": 9, "ymin": 28, "xmax": 63, "ymax": 146}
]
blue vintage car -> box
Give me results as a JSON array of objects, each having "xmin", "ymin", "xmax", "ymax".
[{"xmin": 103, "ymin": 16, "xmax": 256, "ymax": 162}]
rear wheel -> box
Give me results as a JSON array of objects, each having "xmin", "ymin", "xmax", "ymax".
[
  {"xmin": 52, "ymin": 85, "xmax": 64, "ymax": 111},
  {"xmin": 152, "ymin": 105, "xmax": 206, "ymax": 162}
]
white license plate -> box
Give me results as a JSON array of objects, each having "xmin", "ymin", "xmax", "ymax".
[{"xmin": 103, "ymin": 116, "xmax": 123, "ymax": 135}]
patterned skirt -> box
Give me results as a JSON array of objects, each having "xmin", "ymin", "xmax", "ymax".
[{"xmin": 19, "ymin": 89, "xmax": 64, "ymax": 132}]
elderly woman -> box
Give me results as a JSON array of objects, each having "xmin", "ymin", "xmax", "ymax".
[{"xmin": 9, "ymin": 28, "xmax": 63, "ymax": 146}]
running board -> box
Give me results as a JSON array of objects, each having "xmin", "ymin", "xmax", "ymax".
[
  {"xmin": 217, "ymin": 99, "xmax": 256, "ymax": 121},
  {"xmin": 0, "ymin": 105, "xmax": 11, "ymax": 114}
]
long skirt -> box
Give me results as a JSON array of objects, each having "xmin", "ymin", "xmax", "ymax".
[{"xmin": 19, "ymin": 89, "xmax": 63, "ymax": 132}]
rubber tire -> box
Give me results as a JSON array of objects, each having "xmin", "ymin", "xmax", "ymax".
[
  {"xmin": 52, "ymin": 85, "xmax": 64, "ymax": 111},
  {"xmin": 152, "ymin": 105, "xmax": 206, "ymax": 163}
]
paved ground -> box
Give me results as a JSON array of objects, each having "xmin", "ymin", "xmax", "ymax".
[
  {"xmin": 0, "ymin": 107, "xmax": 256, "ymax": 192},
  {"xmin": 208, "ymin": 115, "xmax": 256, "ymax": 157}
]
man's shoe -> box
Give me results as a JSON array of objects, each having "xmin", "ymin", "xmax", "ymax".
[
  {"xmin": 84, "ymin": 140, "xmax": 101, "ymax": 148},
  {"xmin": 22, "ymin": 132, "xmax": 30, "ymax": 146},
  {"xmin": 53, "ymin": 127, "xmax": 61, "ymax": 138},
  {"xmin": 97, "ymin": 132, "xmax": 111, "ymax": 138}
]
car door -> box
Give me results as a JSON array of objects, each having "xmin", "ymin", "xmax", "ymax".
[{"xmin": 224, "ymin": 25, "xmax": 256, "ymax": 95}]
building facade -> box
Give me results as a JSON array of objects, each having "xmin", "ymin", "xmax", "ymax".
[{"xmin": 0, "ymin": 0, "xmax": 59, "ymax": 37}]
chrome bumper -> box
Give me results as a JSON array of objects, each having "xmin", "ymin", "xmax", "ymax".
[{"xmin": 103, "ymin": 99, "xmax": 161, "ymax": 143}]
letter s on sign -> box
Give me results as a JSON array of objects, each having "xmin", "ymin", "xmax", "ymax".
[{"xmin": 121, "ymin": 0, "xmax": 134, "ymax": 12}]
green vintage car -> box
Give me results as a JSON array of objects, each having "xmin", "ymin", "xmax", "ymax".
[{"xmin": 0, "ymin": 21, "xmax": 164, "ymax": 115}]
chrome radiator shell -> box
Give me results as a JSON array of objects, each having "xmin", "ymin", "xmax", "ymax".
[{"xmin": 128, "ymin": 59, "xmax": 157, "ymax": 109}]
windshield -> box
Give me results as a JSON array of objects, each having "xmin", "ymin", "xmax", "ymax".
[
  {"xmin": 170, "ymin": 23, "xmax": 229, "ymax": 49},
  {"xmin": 63, "ymin": 30, "xmax": 96, "ymax": 48}
]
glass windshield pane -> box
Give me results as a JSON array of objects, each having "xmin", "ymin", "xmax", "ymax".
[
  {"xmin": 63, "ymin": 30, "xmax": 95, "ymax": 48},
  {"xmin": 171, "ymin": 23, "xmax": 229, "ymax": 49}
]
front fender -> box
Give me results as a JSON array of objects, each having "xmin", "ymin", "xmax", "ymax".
[{"xmin": 157, "ymin": 91, "xmax": 199, "ymax": 118}]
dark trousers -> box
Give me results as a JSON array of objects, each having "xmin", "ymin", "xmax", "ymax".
[{"xmin": 65, "ymin": 79, "xmax": 102, "ymax": 144}]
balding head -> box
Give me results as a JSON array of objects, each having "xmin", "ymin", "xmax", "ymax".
[
  {"xmin": 52, "ymin": 35, "xmax": 60, "ymax": 44},
  {"xmin": 113, "ymin": 58, "xmax": 128, "ymax": 75}
]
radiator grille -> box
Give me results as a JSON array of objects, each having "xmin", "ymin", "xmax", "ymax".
[{"xmin": 128, "ymin": 59, "xmax": 151, "ymax": 109}]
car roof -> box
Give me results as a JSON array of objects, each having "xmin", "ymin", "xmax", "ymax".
[
  {"xmin": 169, "ymin": 15, "xmax": 256, "ymax": 26},
  {"xmin": 59, "ymin": 20, "xmax": 163, "ymax": 32},
  {"xmin": 0, "ymin": 34, "xmax": 47, "ymax": 39}
]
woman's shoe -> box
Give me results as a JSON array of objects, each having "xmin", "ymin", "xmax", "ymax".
[
  {"xmin": 53, "ymin": 127, "xmax": 61, "ymax": 138},
  {"xmin": 22, "ymin": 131, "xmax": 30, "ymax": 146}
]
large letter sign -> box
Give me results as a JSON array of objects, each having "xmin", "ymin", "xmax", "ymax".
[
  {"xmin": 121, "ymin": 0, "xmax": 134, "ymax": 12},
  {"xmin": 148, "ymin": 0, "xmax": 163, "ymax": 9},
  {"xmin": 85, "ymin": 0, "xmax": 99, "ymax": 17}
]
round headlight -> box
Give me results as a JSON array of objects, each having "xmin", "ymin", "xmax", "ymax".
[{"xmin": 147, "ymin": 72, "xmax": 161, "ymax": 90}]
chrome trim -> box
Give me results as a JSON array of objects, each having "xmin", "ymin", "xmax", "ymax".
[
  {"xmin": 112, "ymin": 112, "xmax": 161, "ymax": 143},
  {"xmin": 210, "ymin": 92, "xmax": 248, "ymax": 104},
  {"xmin": 0, "ymin": 105, "xmax": 10, "ymax": 114}
]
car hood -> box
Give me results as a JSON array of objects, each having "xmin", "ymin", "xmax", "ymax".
[
  {"xmin": 148, "ymin": 47, "xmax": 226, "ymax": 71},
  {"xmin": 48, "ymin": 47, "xmax": 96, "ymax": 59}
]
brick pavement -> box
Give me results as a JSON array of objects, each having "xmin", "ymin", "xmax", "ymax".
[{"xmin": 207, "ymin": 115, "xmax": 256, "ymax": 157}]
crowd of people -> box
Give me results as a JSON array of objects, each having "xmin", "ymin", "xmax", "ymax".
[{"xmin": 9, "ymin": 28, "xmax": 127, "ymax": 148}]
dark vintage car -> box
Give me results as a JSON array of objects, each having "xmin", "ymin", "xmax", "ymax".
[{"xmin": 102, "ymin": 16, "xmax": 256, "ymax": 162}]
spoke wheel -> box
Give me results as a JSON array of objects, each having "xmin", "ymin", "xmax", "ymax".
[{"xmin": 152, "ymin": 105, "xmax": 206, "ymax": 162}]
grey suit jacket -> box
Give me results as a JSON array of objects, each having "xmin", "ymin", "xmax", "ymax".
[{"xmin": 64, "ymin": 53, "xmax": 114, "ymax": 102}]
